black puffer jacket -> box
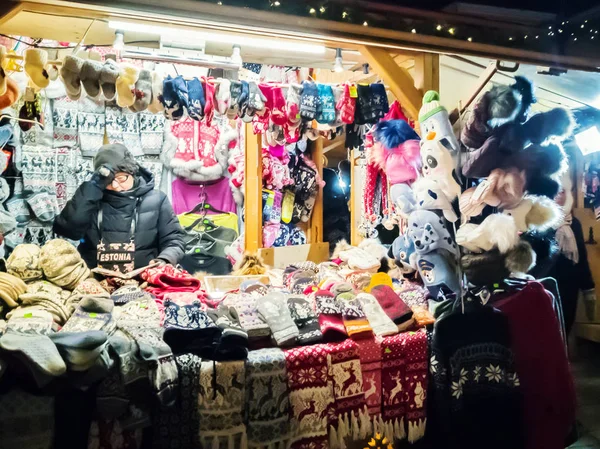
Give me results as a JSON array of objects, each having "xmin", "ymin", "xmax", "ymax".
[{"xmin": 54, "ymin": 168, "xmax": 185, "ymax": 269}]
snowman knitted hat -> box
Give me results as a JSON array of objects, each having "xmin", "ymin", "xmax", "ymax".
[
  {"xmin": 7, "ymin": 243, "xmax": 43, "ymax": 282},
  {"xmin": 419, "ymin": 91, "xmax": 447, "ymax": 124}
]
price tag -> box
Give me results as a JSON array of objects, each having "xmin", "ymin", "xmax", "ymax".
[
  {"xmin": 349, "ymin": 85, "xmax": 358, "ymax": 98},
  {"xmin": 89, "ymin": 313, "xmax": 97, "ymax": 318}
]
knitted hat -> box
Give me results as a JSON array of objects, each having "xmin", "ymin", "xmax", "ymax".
[
  {"xmin": 39, "ymin": 239, "xmax": 91, "ymax": 290},
  {"xmin": 93, "ymin": 143, "xmax": 139, "ymax": 174},
  {"xmin": 116, "ymin": 64, "xmax": 140, "ymax": 108},
  {"xmin": 19, "ymin": 280, "xmax": 71, "ymax": 326},
  {"xmin": 0, "ymin": 272, "xmax": 27, "ymax": 308},
  {"xmin": 24, "ymin": 48, "xmax": 50, "ymax": 89},
  {"xmin": 314, "ymin": 289, "xmax": 347, "ymax": 342},
  {"xmin": 417, "ymin": 250, "xmax": 462, "ymax": 298},
  {"xmin": 287, "ymin": 295, "xmax": 322, "ymax": 345},
  {"xmin": 371, "ymin": 285, "xmax": 413, "ymax": 326},
  {"xmin": 60, "ymin": 55, "xmax": 84, "ymax": 100},
  {"xmin": 257, "ymin": 291, "xmax": 299, "ymax": 347},
  {"xmin": 50, "ymin": 330, "xmax": 108, "ymax": 371},
  {"xmin": 418, "ymin": 90, "xmax": 446, "ymax": 124},
  {"xmin": 356, "ymin": 293, "xmax": 398, "ymax": 337},
  {"xmin": 67, "ymin": 278, "xmax": 110, "ymax": 312},
  {"xmin": 0, "ymin": 78, "xmax": 19, "ymax": 109},
  {"xmin": 163, "ymin": 300, "xmax": 220, "ymax": 355},
  {"xmin": 7, "ymin": 243, "xmax": 43, "ymax": 282},
  {"xmin": 80, "ymin": 59, "xmax": 103, "ymax": 98},
  {"xmin": 100, "ymin": 59, "xmax": 120, "ymax": 100},
  {"xmin": 365, "ymin": 272, "xmax": 393, "ymax": 292}
]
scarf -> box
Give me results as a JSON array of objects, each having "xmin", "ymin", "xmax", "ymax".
[{"xmin": 555, "ymin": 214, "xmax": 579, "ymax": 263}]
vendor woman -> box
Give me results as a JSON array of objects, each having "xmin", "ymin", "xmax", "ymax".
[{"xmin": 54, "ymin": 143, "xmax": 185, "ymax": 273}]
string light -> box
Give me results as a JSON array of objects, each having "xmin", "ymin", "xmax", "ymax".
[
  {"xmin": 585, "ymin": 20, "xmax": 588, "ymax": 23},
  {"xmin": 411, "ymin": 28, "xmax": 416, "ymax": 33},
  {"xmin": 559, "ymin": 29, "xmax": 563, "ymax": 33},
  {"xmin": 535, "ymin": 35, "xmax": 539, "ymax": 39},
  {"xmin": 548, "ymin": 26, "xmax": 552, "ymax": 29},
  {"xmin": 467, "ymin": 37, "xmax": 472, "ymax": 42},
  {"xmin": 217, "ymin": 1, "xmax": 222, "ymax": 4},
  {"xmin": 448, "ymin": 27, "xmax": 455, "ymax": 35},
  {"xmin": 319, "ymin": 6, "xmax": 326, "ymax": 13},
  {"xmin": 562, "ymin": 21, "xmax": 565, "ymax": 25},
  {"xmin": 363, "ymin": 21, "xmax": 368, "ymax": 26},
  {"xmin": 309, "ymin": 7, "xmax": 316, "ymax": 14},
  {"xmin": 509, "ymin": 36, "xmax": 513, "ymax": 41},
  {"xmin": 436, "ymin": 24, "xmax": 442, "ymax": 31},
  {"xmin": 273, "ymin": 1, "xmax": 280, "ymax": 5},
  {"xmin": 524, "ymin": 35, "xmax": 528, "ymax": 39},
  {"xmin": 342, "ymin": 11, "xmax": 348, "ymax": 18},
  {"xmin": 574, "ymin": 37, "xmax": 578, "ymax": 41},
  {"xmin": 581, "ymin": 24, "xmax": 585, "ymax": 28}
]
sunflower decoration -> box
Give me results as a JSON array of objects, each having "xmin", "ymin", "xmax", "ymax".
[{"xmin": 365, "ymin": 432, "xmax": 393, "ymax": 449}]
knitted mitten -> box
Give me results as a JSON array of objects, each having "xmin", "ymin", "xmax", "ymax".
[
  {"xmin": 287, "ymin": 295, "xmax": 322, "ymax": 345},
  {"xmin": 336, "ymin": 291, "xmax": 373, "ymax": 339},
  {"xmin": 356, "ymin": 293, "xmax": 398, "ymax": 337},
  {"xmin": 215, "ymin": 78, "xmax": 231, "ymax": 115},
  {"xmin": 257, "ymin": 292, "xmax": 299, "ymax": 347},
  {"xmin": 186, "ymin": 77, "xmax": 205, "ymax": 120},
  {"xmin": 223, "ymin": 292, "xmax": 270, "ymax": 340},
  {"xmin": 337, "ymin": 83, "xmax": 356, "ymax": 125},
  {"xmin": 132, "ymin": 69, "xmax": 152, "ymax": 112},
  {"xmin": 286, "ymin": 84, "xmax": 302, "ymax": 124},
  {"xmin": 316, "ymin": 84, "xmax": 335, "ymax": 124},
  {"xmin": 206, "ymin": 305, "xmax": 248, "ymax": 360},
  {"xmin": 314, "ymin": 289, "xmax": 347, "ymax": 342},
  {"xmin": 371, "ymin": 285, "xmax": 414, "ymax": 330},
  {"xmin": 227, "ymin": 80, "xmax": 243, "ymax": 119},
  {"xmin": 300, "ymin": 81, "xmax": 318, "ymax": 121}
]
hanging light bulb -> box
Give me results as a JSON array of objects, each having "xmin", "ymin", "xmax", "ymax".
[
  {"xmin": 448, "ymin": 27, "xmax": 455, "ymax": 35},
  {"xmin": 309, "ymin": 7, "xmax": 316, "ymax": 14},
  {"xmin": 436, "ymin": 24, "xmax": 442, "ymax": 31},
  {"xmin": 113, "ymin": 30, "xmax": 124, "ymax": 50},
  {"xmin": 333, "ymin": 48, "xmax": 344, "ymax": 73},
  {"xmin": 231, "ymin": 44, "xmax": 242, "ymax": 66},
  {"xmin": 411, "ymin": 28, "xmax": 417, "ymax": 34}
]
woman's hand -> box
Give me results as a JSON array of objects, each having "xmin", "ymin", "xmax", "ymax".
[
  {"xmin": 91, "ymin": 165, "xmax": 115, "ymax": 190},
  {"xmin": 150, "ymin": 259, "xmax": 168, "ymax": 267}
]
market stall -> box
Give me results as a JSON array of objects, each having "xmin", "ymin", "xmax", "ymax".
[{"xmin": 0, "ymin": 1, "xmax": 598, "ymax": 448}]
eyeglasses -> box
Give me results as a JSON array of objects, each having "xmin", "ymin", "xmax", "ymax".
[{"xmin": 112, "ymin": 174, "xmax": 131, "ymax": 186}]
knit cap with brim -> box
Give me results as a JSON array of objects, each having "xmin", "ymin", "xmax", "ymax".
[
  {"xmin": 18, "ymin": 280, "xmax": 72, "ymax": 326},
  {"xmin": 93, "ymin": 143, "xmax": 139, "ymax": 174},
  {"xmin": 0, "ymin": 272, "xmax": 27, "ymax": 308},
  {"xmin": 7, "ymin": 243, "xmax": 43, "ymax": 282},
  {"xmin": 40, "ymin": 239, "xmax": 91, "ymax": 290},
  {"xmin": 418, "ymin": 90, "xmax": 447, "ymax": 124}
]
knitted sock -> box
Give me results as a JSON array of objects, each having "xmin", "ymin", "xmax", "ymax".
[
  {"xmin": 215, "ymin": 78, "xmax": 231, "ymax": 115},
  {"xmin": 227, "ymin": 80, "xmax": 242, "ymax": 120},
  {"xmin": 314, "ymin": 289, "xmax": 347, "ymax": 341},
  {"xmin": 115, "ymin": 64, "xmax": 139, "ymax": 107},
  {"xmin": 337, "ymin": 83, "xmax": 356, "ymax": 125},
  {"xmin": 139, "ymin": 111, "xmax": 165, "ymax": 155},
  {"xmin": 60, "ymin": 55, "xmax": 84, "ymax": 100},
  {"xmin": 186, "ymin": 77, "xmax": 205, "ymax": 120},
  {"xmin": 132, "ymin": 69, "xmax": 152, "ymax": 112},
  {"xmin": 78, "ymin": 95, "xmax": 106, "ymax": 157},
  {"xmin": 316, "ymin": 84, "xmax": 336, "ymax": 124},
  {"xmin": 287, "ymin": 295, "xmax": 322, "ymax": 345},
  {"xmin": 100, "ymin": 59, "xmax": 120, "ymax": 101},
  {"xmin": 371, "ymin": 83, "xmax": 390, "ymax": 120},
  {"xmin": 147, "ymin": 71, "xmax": 164, "ymax": 114},
  {"xmin": 24, "ymin": 48, "xmax": 50, "ymax": 89},
  {"xmin": 337, "ymin": 291, "xmax": 373, "ymax": 339},
  {"xmin": 300, "ymin": 81, "xmax": 318, "ymax": 121},
  {"xmin": 80, "ymin": 59, "xmax": 103, "ymax": 98},
  {"xmin": 257, "ymin": 292, "xmax": 299, "ymax": 347},
  {"xmin": 357, "ymin": 293, "xmax": 398, "ymax": 337},
  {"xmin": 61, "ymin": 296, "xmax": 115, "ymax": 334},
  {"xmin": 371, "ymin": 285, "xmax": 414, "ymax": 327},
  {"xmin": 161, "ymin": 76, "xmax": 183, "ymax": 120},
  {"xmin": 206, "ymin": 305, "xmax": 249, "ymax": 360},
  {"xmin": 51, "ymin": 330, "xmax": 108, "ymax": 371}
]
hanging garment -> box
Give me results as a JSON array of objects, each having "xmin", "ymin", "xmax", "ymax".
[
  {"xmin": 178, "ymin": 212, "xmax": 239, "ymax": 235},
  {"xmin": 494, "ymin": 282, "xmax": 576, "ymax": 449},
  {"xmin": 179, "ymin": 252, "xmax": 232, "ymax": 275},
  {"xmin": 171, "ymin": 177, "xmax": 236, "ymax": 215}
]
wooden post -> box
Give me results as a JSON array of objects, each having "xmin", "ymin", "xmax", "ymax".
[
  {"xmin": 413, "ymin": 53, "xmax": 440, "ymax": 94},
  {"xmin": 308, "ymin": 137, "xmax": 324, "ymax": 243},
  {"xmin": 359, "ymin": 45, "xmax": 423, "ymax": 120},
  {"xmin": 350, "ymin": 150, "xmax": 361, "ymax": 246},
  {"xmin": 244, "ymin": 122, "xmax": 263, "ymax": 254}
]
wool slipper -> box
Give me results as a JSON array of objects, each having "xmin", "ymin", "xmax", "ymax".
[
  {"xmin": 100, "ymin": 59, "xmax": 120, "ymax": 101},
  {"xmin": 24, "ymin": 48, "xmax": 50, "ymax": 89},
  {"xmin": 79, "ymin": 59, "xmax": 103, "ymax": 98},
  {"xmin": 60, "ymin": 55, "xmax": 84, "ymax": 100}
]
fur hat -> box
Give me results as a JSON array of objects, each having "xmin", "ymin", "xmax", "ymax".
[
  {"xmin": 232, "ymin": 253, "xmax": 268, "ymax": 276},
  {"xmin": 417, "ymin": 248, "xmax": 462, "ymax": 297},
  {"xmin": 502, "ymin": 195, "xmax": 562, "ymax": 233},
  {"xmin": 372, "ymin": 120, "xmax": 421, "ymax": 184},
  {"xmin": 456, "ymin": 213, "xmax": 520, "ymax": 254}
]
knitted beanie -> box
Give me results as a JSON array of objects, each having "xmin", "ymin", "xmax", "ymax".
[
  {"xmin": 223, "ymin": 292, "xmax": 270, "ymax": 339},
  {"xmin": 0, "ymin": 272, "xmax": 27, "ymax": 308},
  {"xmin": 39, "ymin": 239, "xmax": 91, "ymax": 290},
  {"xmin": 365, "ymin": 272, "xmax": 394, "ymax": 293},
  {"xmin": 314, "ymin": 289, "xmax": 347, "ymax": 342},
  {"xmin": 66, "ymin": 278, "xmax": 110, "ymax": 312},
  {"xmin": 371, "ymin": 285, "xmax": 414, "ymax": 326},
  {"xmin": 337, "ymin": 291, "xmax": 373, "ymax": 339},
  {"xmin": 356, "ymin": 292, "xmax": 398, "ymax": 337},
  {"xmin": 287, "ymin": 295, "xmax": 322, "ymax": 345},
  {"xmin": 18, "ymin": 280, "xmax": 71, "ymax": 326},
  {"xmin": 7, "ymin": 243, "xmax": 43, "ymax": 282},
  {"xmin": 163, "ymin": 299, "xmax": 220, "ymax": 355},
  {"xmin": 257, "ymin": 291, "xmax": 299, "ymax": 347}
]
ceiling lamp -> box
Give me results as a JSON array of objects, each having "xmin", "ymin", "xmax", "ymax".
[
  {"xmin": 231, "ymin": 44, "xmax": 242, "ymax": 66},
  {"xmin": 333, "ymin": 48, "xmax": 344, "ymax": 73},
  {"xmin": 113, "ymin": 30, "xmax": 124, "ymax": 50},
  {"xmin": 109, "ymin": 20, "xmax": 326, "ymax": 54}
]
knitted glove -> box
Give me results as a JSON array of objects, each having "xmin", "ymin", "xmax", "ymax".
[
  {"xmin": 206, "ymin": 305, "xmax": 248, "ymax": 360},
  {"xmin": 287, "ymin": 295, "xmax": 322, "ymax": 345},
  {"xmin": 91, "ymin": 165, "xmax": 114, "ymax": 190},
  {"xmin": 257, "ymin": 292, "xmax": 299, "ymax": 347}
]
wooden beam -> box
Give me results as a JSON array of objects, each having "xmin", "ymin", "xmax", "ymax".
[
  {"xmin": 413, "ymin": 53, "xmax": 440, "ymax": 94},
  {"xmin": 308, "ymin": 137, "xmax": 324, "ymax": 244},
  {"xmin": 350, "ymin": 150, "xmax": 362, "ymax": 246},
  {"xmin": 0, "ymin": 3, "xmax": 24, "ymax": 27},
  {"xmin": 244, "ymin": 123, "xmax": 263, "ymax": 254},
  {"xmin": 449, "ymin": 61, "xmax": 497, "ymax": 124},
  {"xmin": 359, "ymin": 45, "xmax": 422, "ymax": 119}
]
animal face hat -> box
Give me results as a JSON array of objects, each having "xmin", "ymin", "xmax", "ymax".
[
  {"xmin": 501, "ymin": 195, "xmax": 562, "ymax": 233},
  {"xmin": 407, "ymin": 209, "xmax": 457, "ymax": 257},
  {"xmin": 456, "ymin": 213, "xmax": 520, "ymax": 254},
  {"xmin": 417, "ymin": 137, "xmax": 462, "ymax": 202},
  {"xmin": 419, "ymin": 90, "xmax": 460, "ymax": 152},
  {"xmin": 389, "ymin": 233, "xmax": 417, "ymax": 273},
  {"xmin": 417, "ymin": 249, "xmax": 461, "ymax": 297}
]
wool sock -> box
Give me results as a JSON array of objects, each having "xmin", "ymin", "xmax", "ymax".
[
  {"xmin": 116, "ymin": 64, "xmax": 139, "ymax": 108},
  {"xmin": 300, "ymin": 80, "xmax": 318, "ymax": 121},
  {"xmin": 357, "ymin": 293, "xmax": 398, "ymax": 337},
  {"xmin": 147, "ymin": 71, "xmax": 164, "ymax": 113},
  {"xmin": 185, "ymin": 77, "xmax": 205, "ymax": 120},
  {"xmin": 24, "ymin": 48, "xmax": 50, "ymax": 89},
  {"xmin": 257, "ymin": 292, "xmax": 299, "ymax": 347},
  {"xmin": 371, "ymin": 285, "xmax": 414, "ymax": 328},
  {"xmin": 100, "ymin": 59, "xmax": 120, "ymax": 100},
  {"xmin": 60, "ymin": 55, "xmax": 84, "ymax": 100},
  {"xmin": 78, "ymin": 95, "xmax": 106, "ymax": 157},
  {"xmin": 80, "ymin": 59, "xmax": 103, "ymax": 98},
  {"xmin": 287, "ymin": 295, "xmax": 322, "ymax": 345},
  {"xmin": 337, "ymin": 291, "xmax": 373, "ymax": 339},
  {"xmin": 51, "ymin": 330, "xmax": 108, "ymax": 371},
  {"xmin": 61, "ymin": 296, "xmax": 115, "ymax": 334},
  {"xmin": 314, "ymin": 289, "xmax": 347, "ymax": 341},
  {"xmin": 133, "ymin": 69, "xmax": 152, "ymax": 112}
]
